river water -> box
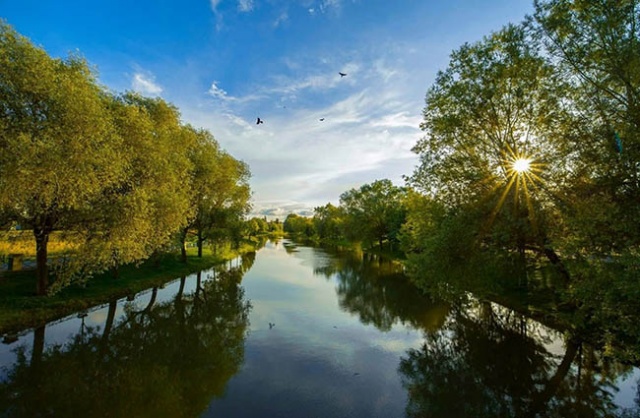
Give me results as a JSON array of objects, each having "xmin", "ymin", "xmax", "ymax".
[{"xmin": 0, "ymin": 239, "xmax": 638, "ymax": 417}]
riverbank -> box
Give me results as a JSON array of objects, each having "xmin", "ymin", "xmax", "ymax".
[{"xmin": 0, "ymin": 244, "xmax": 258, "ymax": 335}]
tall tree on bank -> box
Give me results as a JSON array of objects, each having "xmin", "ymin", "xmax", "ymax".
[
  {"xmin": 191, "ymin": 151, "xmax": 251, "ymax": 258},
  {"xmin": 409, "ymin": 24, "xmax": 568, "ymax": 264},
  {"xmin": 533, "ymin": 0, "xmax": 640, "ymax": 254},
  {"xmin": 0, "ymin": 22, "xmax": 125, "ymax": 294},
  {"xmin": 82, "ymin": 93, "xmax": 195, "ymax": 279}
]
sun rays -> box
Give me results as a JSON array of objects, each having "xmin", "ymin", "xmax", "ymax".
[{"xmin": 487, "ymin": 147, "xmax": 546, "ymax": 234}]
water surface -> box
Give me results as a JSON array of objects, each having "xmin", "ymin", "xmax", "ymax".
[{"xmin": 0, "ymin": 240, "xmax": 638, "ymax": 417}]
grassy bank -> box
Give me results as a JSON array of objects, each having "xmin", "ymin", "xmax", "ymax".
[{"xmin": 0, "ymin": 244, "xmax": 257, "ymax": 335}]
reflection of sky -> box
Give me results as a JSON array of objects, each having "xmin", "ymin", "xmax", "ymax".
[{"xmin": 205, "ymin": 241, "xmax": 422, "ymax": 417}]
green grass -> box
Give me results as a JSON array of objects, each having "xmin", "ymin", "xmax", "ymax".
[{"xmin": 0, "ymin": 244, "xmax": 257, "ymax": 335}]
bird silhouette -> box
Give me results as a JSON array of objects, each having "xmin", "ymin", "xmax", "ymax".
[
  {"xmin": 319, "ymin": 118, "xmax": 325, "ymax": 121},
  {"xmin": 256, "ymin": 117, "xmax": 264, "ymax": 125},
  {"xmin": 339, "ymin": 72, "xmax": 347, "ymax": 77},
  {"xmin": 269, "ymin": 322, "xmax": 275, "ymax": 329}
]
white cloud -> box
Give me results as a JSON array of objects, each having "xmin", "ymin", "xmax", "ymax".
[
  {"xmin": 267, "ymin": 61, "xmax": 360, "ymax": 95},
  {"xmin": 238, "ymin": 0, "xmax": 254, "ymax": 12},
  {"xmin": 319, "ymin": 0, "xmax": 342, "ymax": 14},
  {"xmin": 274, "ymin": 11, "xmax": 288, "ymax": 27},
  {"xmin": 210, "ymin": 0, "xmax": 224, "ymax": 30},
  {"xmin": 209, "ymin": 81, "xmax": 230, "ymax": 100},
  {"xmin": 131, "ymin": 72, "xmax": 163, "ymax": 95},
  {"xmin": 177, "ymin": 45, "xmax": 426, "ymax": 219},
  {"xmin": 208, "ymin": 81, "xmax": 263, "ymax": 103}
]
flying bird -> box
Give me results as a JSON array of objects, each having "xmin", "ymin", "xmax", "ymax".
[
  {"xmin": 256, "ymin": 117, "xmax": 264, "ymax": 125},
  {"xmin": 339, "ymin": 72, "xmax": 347, "ymax": 77},
  {"xmin": 319, "ymin": 118, "xmax": 325, "ymax": 121}
]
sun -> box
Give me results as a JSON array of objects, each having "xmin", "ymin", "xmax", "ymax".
[
  {"xmin": 487, "ymin": 151, "xmax": 546, "ymax": 233},
  {"xmin": 513, "ymin": 158, "xmax": 531, "ymax": 173}
]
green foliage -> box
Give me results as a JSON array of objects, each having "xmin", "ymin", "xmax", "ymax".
[
  {"xmin": 0, "ymin": 22, "xmax": 252, "ymax": 294},
  {"xmin": 533, "ymin": 0, "xmax": 640, "ymax": 254},
  {"xmin": 313, "ymin": 203, "xmax": 345, "ymax": 241},
  {"xmin": 283, "ymin": 213, "xmax": 316, "ymax": 237},
  {"xmin": 0, "ymin": 22, "xmax": 126, "ymax": 294},
  {"xmin": 339, "ymin": 179, "xmax": 408, "ymax": 249}
]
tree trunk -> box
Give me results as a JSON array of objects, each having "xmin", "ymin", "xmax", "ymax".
[
  {"xmin": 34, "ymin": 227, "xmax": 50, "ymax": 296},
  {"xmin": 111, "ymin": 250, "xmax": 120, "ymax": 279},
  {"xmin": 197, "ymin": 230, "xmax": 203, "ymax": 258},
  {"xmin": 179, "ymin": 227, "xmax": 188, "ymax": 263}
]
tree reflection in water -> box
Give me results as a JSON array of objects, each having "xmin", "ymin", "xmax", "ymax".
[
  {"xmin": 0, "ymin": 256, "xmax": 254, "ymax": 418},
  {"xmin": 315, "ymin": 250, "xmax": 450, "ymax": 333},
  {"xmin": 310, "ymin": 245, "xmax": 637, "ymax": 418},
  {"xmin": 398, "ymin": 301, "xmax": 632, "ymax": 418}
]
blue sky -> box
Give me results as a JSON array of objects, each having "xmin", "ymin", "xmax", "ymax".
[{"xmin": 3, "ymin": 0, "xmax": 533, "ymax": 218}]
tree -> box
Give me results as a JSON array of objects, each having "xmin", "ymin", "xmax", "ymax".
[
  {"xmin": 192, "ymin": 151, "xmax": 251, "ymax": 257},
  {"xmin": 283, "ymin": 213, "xmax": 315, "ymax": 237},
  {"xmin": 339, "ymin": 179, "xmax": 407, "ymax": 250},
  {"xmin": 408, "ymin": 23, "xmax": 568, "ymax": 263},
  {"xmin": 78, "ymin": 93, "xmax": 194, "ymax": 280},
  {"xmin": 176, "ymin": 127, "xmax": 221, "ymax": 262},
  {"xmin": 313, "ymin": 203, "xmax": 345, "ymax": 241},
  {"xmin": 0, "ymin": 22, "xmax": 125, "ymax": 294},
  {"xmin": 533, "ymin": 0, "xmax": 640, "ymax": 255}
]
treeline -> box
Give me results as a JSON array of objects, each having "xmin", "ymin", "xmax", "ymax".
[
  {"xmin": 286, "ymin": 0, "xmax": 640, "ymax": 356},
  {"xmin": 284, "ymin": 179, "xmax": 407, "ymax": 252},
  {"xmin": 0, "ymin": 22, "xmax": 253, "ymax": 295}
]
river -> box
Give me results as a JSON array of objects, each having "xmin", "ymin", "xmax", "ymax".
[{"xmin": 0, "ymin": 239, "xmax": 638, "ymax": 417}]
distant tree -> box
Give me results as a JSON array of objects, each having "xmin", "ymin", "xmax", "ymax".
[
  {"xmin": 313, "ymin": 204, "xmax": 345, "ymax": 241},
  {"xmin": 339, "ymin": 179, "xmax": 407, "ymax": 250},
  {"xmin": 283, "ymin": 213, "xmax": 315, "ymax": 237}
]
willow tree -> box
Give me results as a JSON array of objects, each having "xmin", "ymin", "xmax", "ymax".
[
  {"xmin": 0, "ymin": 22, "xmax": 125, "ymax": 294},
  {"xmin": 409, "ymin": 24, "xmax": 568, "ymax": 264},
  {"xmin": 81, "ymin": 93, "xmax": 195, "ymax": 277},
  {"xmin": 198, "ymin": 152, "xmax": 251, "ymax": 255},
  {"xmin": 177, "ymin": 127, "xmax": 222, "ymax": 262}
]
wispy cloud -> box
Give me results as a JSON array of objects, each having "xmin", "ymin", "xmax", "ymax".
[
  {"xmin": 273, "ymin": 11, "xmax": 289, "ymax": 27},
  {"xmin": 318, "ymin": 0, "xmax": 344, "ymax": 14},
  {"xmin": 208, "ymin": 81, "xmax": 263, "ymax": 103},
  {"xmin": 178, "ymin": 43, "xmax": 425, "ymax": 218},
  {"xmin": 131, "ymin": 72, "xmax": 163, "ymax": 95},
  {"xmin": 267, "ymin": 61, "xmax": 360, "ymax": 96},
  {"xmin": 210, "ymin": 0, "xmax": 224, "ymax": 30},
  {"xmin": 238, "ymin": 0, "xmax": 254, "ymax": 12}
]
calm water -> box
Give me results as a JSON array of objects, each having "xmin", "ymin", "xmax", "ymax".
[{"xmin": 0, "ymin": 239, "xmax": 638, "ymax": 417}]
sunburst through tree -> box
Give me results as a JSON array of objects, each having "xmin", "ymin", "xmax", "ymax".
[{"xmin": 489, "ymin": 146, "xmax": 546, "ymax": 236}]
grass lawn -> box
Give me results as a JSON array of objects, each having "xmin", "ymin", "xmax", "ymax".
[{"xmin": 0, "ymin": 244, "xmax": 257, "ymax": 335}]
